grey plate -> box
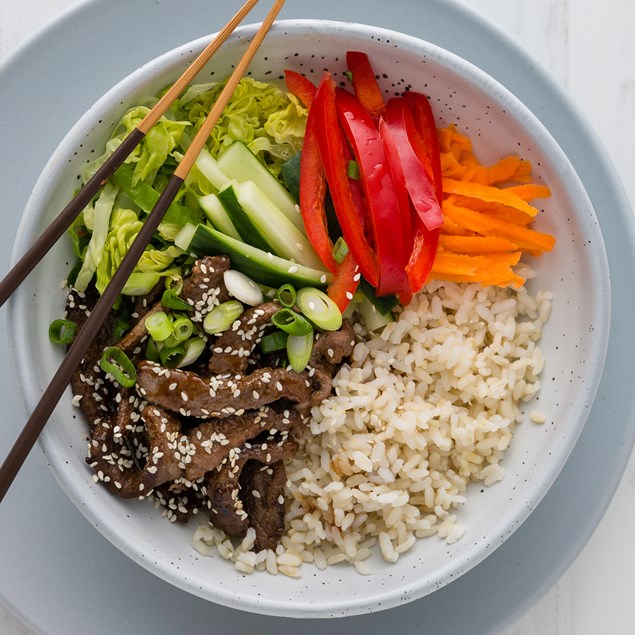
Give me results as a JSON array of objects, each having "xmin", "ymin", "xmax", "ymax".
[{"xmin": 0, "ymin": 1, "xmax": 633, "ymax": 634}]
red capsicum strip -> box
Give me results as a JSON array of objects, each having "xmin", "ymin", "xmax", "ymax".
[
  {"xmin": 286, "ymin": 70, "xmax": 360, "ymax": 310},
  {"xmin": 346, "ymin": 51, "xmax": 386, "ymax": 124},
  {"xmin": 313, "ymin": 74, "xmax": 379, "ymax": 287},
  {"xmin": 402, "ymin": 91, "xmax": 444, "ymax": 204},
  {"xmin": 335, "ymin": 87, "xmax": 406, "ymax": 296},
  {"xmin": 284, "ymin": 69, "xmax": 317, "ymax": 109},
  {"xmin": 383, "ymin": 98, "xmax": 443, "ymax": 231}
]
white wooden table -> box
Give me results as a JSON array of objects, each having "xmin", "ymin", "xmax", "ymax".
[{"xmin": 1, "ymin": 1, "xmax": 633, "ymax": 633}]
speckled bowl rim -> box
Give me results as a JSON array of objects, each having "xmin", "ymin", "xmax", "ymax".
[{"xmin": 8, "ymin": 19, "xmax": 610, "ymax": 618}]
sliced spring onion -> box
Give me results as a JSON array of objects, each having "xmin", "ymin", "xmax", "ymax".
[
  {"xmin": 145, "ymin": 311, "xmax": 173, "ymax": 342},
  {"xmin": 260, "ymin": 330, "xmax": 288, "ymax": 354},
  {"xmin": 99, "ymin": 347, "xmax": 136, "ymax": 388},
  {"xmin": 176, "ymin": 336, "xmax": 207, "ymax": 369},
  {"xmin": 346, "ymin": 159, "xmax": 360, "ymax": 180},
  {"xmin": 296, "ymin": 287, "xmax": 343, "ymax": 331},
  {"xmin": 165, "ymin": 272, "xmax": 184, "ymax": 294},
  {"xmin": 345, "ymin": 70, "xmax": 353, "ymax": 83},
  {"xmin": 223, "ymin": 269, "xmax": 264, "ymax": 306},
  {"xmin": 145, "ymin": 338, "xmax": 161, "ymax": 363},
  {"xmin": 276, "ymin": 283, "xmax": 296, "ymax": 309},
  {"xmin": 203, "ymin": 300, "xmax": 244, "ymax": 334},
  {"xmin": 271, "ymin": 308, "xmax": 314, "ymax": 336},
  {"xmin": 161, "ymin": 288, "xmax": 191, "ymax": 312},
  {"xmin": 159, "ymin": 342, "xmax": 185, "ymax": 367},
  {"xmin": 48, "ymin": 319, "xmax": 77, "ymax": 345},
  {"xmin": 122, "ymin": 272, "xmax": 162, "ymax": 296},
  {"xmin": 332, "ymin": 237, "xmax": 349, "ymax": 264},
  {"xmin": 171, "ymin": 316, "xmax": 194, "ymax": 343},
  {"xmin": 287, "ymin": 332, "xmax": 314, "ymax": 373},
  {"xmin": 112, "ymin": 316, "xmax": 131, "ymax": 343}
]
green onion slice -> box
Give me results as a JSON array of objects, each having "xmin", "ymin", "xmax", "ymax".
[
  {"xmin": 145, "ymin": 311, "xmax": 173, "ymax": 342},
  {"xmin": 161, "ymin": 288, "xmax": 192, "ymax": 312},
  {"xmin": 159, "ymin": 342, "xmax": 185, "ymax": 367},
  {"xmin": 203, "ymin": 300, "xmax": 244, "ymax": 335},
  {"xmin": 260, "ymin": 330, "xmax": 289, "ymax": 354},
  {"xmin": 48, "ymin": 319, "xmax": 77, "ymax": 345},
  {"xmin": 332, "ymin": 237, "xmax": 349, "ymax": 264},
  {"xmin": 171, "ymin": 316, "xmax": 194, "ymax": 343},
  {"xmin": 99, "ymin": 347, "xmax": 136, "ymax": 388},
  {"xmin": 346, "ymin": 159, "xmax": 360, "ymax": 180},
  {"xmin": 296, "ymin": 287, "xmax": 343, "ymax": 331},
  {"xmin": 176, "ymin": 337, "xmax": 206, "ymax": 369},
  {"xmin": 165, "ymin": 273, "xmax": 184, "ymax": 294},
  {"xmin": 271, "ymin": 308, "xmax": 314, "ymax": 336},
  {"xmin": 287, "ymin": 332, "xmax": 314, "ymax": 373},
  {"xmin": 276, "ymin": 283, "xmax": 297, "ymax": 309},
  {"xmin": 145, "ymin": 338, "xmax": 161, "ymax": 363},
  {"xmin": 112, "ymin": 315, "xmax": 131, "ymax": 343}
]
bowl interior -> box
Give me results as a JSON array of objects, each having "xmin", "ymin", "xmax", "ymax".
[{"xmin": 7, "ymin": 19, "xmax": 609, "ymax": 618}]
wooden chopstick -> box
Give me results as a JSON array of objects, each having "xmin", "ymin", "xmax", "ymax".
[
  {"xmin": 0, "ymin": 0, "xmax": 261, "ymax": 308},
  {"xmin": 0, "ymin": 0, "xmax": 286, "ymax": 504}
]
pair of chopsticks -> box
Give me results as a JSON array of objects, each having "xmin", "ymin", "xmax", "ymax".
[{"xmin": 0, "ymin": 0, "xmax": 286, "ymax": 503}]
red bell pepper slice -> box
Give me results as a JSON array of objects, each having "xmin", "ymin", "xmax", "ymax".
[
  {"xmin": 328, "ymin": 254, "xmax": 360, "ymax": 312},
  {"xmin": 335, "ymin": 87, "xmax": 406, "ymax": 296},
  {"xmin": 299, "ymin": 99, "xmax": 338, "ymax": 274},
  {"xmin": 383, "ymin": 98, "xmax": 443, "ymax": 231},
  {"xmin": 402, "ymin": 91, "xmax": 443, "ymax": 204},
  {"xmin": 346, "ymin": 51, "xmax": 385, "ymax": 124},
  {"xmin": 378, "ymin": 117, "xmax": 414, "ymax": 280},
  {"xmin": 313, "ymin": 74, "xmax": 379, "ymax": 287},
  {"xmin": 291, "ymin": 72, "xmax": 359, "ymax": 309},
  {"xmin": 284, "ymin": 69, "xmax": 317, "ymax": 109}
]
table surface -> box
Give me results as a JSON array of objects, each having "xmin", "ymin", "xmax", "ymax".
[{"xmin": 1, "ymin": 1, "xmax": 634, "ymax": 633}]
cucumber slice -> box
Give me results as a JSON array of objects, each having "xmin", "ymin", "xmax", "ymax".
[
  {"xmin": 233, "ymin": 180, "xmax": 324, "ymax": 270},
  {"xmin": 198, "ymin": 193, "xmax": 241, "ymax": 240},
  {"xmin": 185, "ymin": 223, "xmax": 331, "ymax": 289},
  {"xmin": 217, "ymin": 184, "xmax": 275, "ymax": 253},
  {"xmin": 217, "ymin": 141, "xmax": 305, "ymax": 232},
  {"xmin": 195, "ymin": 149, "xmax": 231, "ymax": 191}
]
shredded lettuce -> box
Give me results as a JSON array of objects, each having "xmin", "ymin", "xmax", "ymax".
[
  {"xmin": 174, "ymin": 77, "xmax": 307, "ymax": 177},
  {"xmin": 74, "ymin": 182, "xmax": 119, "ymax": 292},
  {"xmin": 67, "ymin": 77, "xmax": 306, "ymax": 299}
]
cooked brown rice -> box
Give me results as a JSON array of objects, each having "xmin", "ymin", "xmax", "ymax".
[{"xmin": 193, "ymin": 273, "xmax": 552, "ymax": 576}]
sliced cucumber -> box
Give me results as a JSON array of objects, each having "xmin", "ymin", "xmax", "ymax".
[
  {"xmin": 198, "ymin": 193, "xmax": 241, "ymax": 240},
  {"xmin": 195, "ymin": 149, "xmax": 231, "ymax": 191},
  {"xmin": 217, "ymin": 183, "xmax": 276, "ymax": 254},
  {"xmin": 217, "ymin": 141, "xmax": 305, "ymax": 233},
  {"xmin": 357, "ymin": 296, "xmax": 395, "ymax": 332},
  {"xmin": 185, "ymin": 223, "xmax": 331, "ymax": 289},
  {"xmin": 232, "ymin": 180, "xmax": 324, "ymax": 270}
]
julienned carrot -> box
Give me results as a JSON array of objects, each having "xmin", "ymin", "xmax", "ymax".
[
  {"xmin": 504, "ymin": 184, "xmax": 552, "ymax": 201},
  {"xmin": 438, "ymin": 235, "xmax": 519, "ymax": 253},
  {"xmin": 442, "ymin": 178, "xmax": 542, "ymax": 217},
  {"xmin": 430, "ymin": 123, "xmax": 556, "ymax": 288},
  {"xmin": 443, "ymin": 202, "xmax": 556, "ymax": 253}
]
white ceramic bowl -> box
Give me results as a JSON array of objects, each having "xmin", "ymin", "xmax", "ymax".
[{"xmin": 8, "ymin": 19, "xmax": 609, "ymax": 618}]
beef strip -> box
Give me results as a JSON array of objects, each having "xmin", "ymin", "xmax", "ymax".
[
  {"xmin": 181, "ymin": 255, "xmax": 231, "ymax": 323},
  {"xmin": 151, "ymin": 476, "xmax": 207, "ymax": 523},
  {"xmin": 239, "ymin": 460, "xmax": 287, "ymax": 551},
  {"xmin": 185, "ymin": 406, "xmax": 304, "ymax": 481},
  {"xmin": 66, "ymin": 287, "xmax": 116, "ymax": 427},
  {"xmin": 309, "ymin": 319, "xmax": 356, "ymax": 369},
  {"xmin": 208, "ymin": 301, "xmax": 281, "ymax": 375},
  {"xmin": 136, "ymin": 361, "xmax": 335, "ymax": 417},
  {"xmin": 86, "ymin": 398, "xmax": 185, "ymax": 499},
  {"xmin": 205, "ymin": 435, "xmax": 298, "ymax": 539}
]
